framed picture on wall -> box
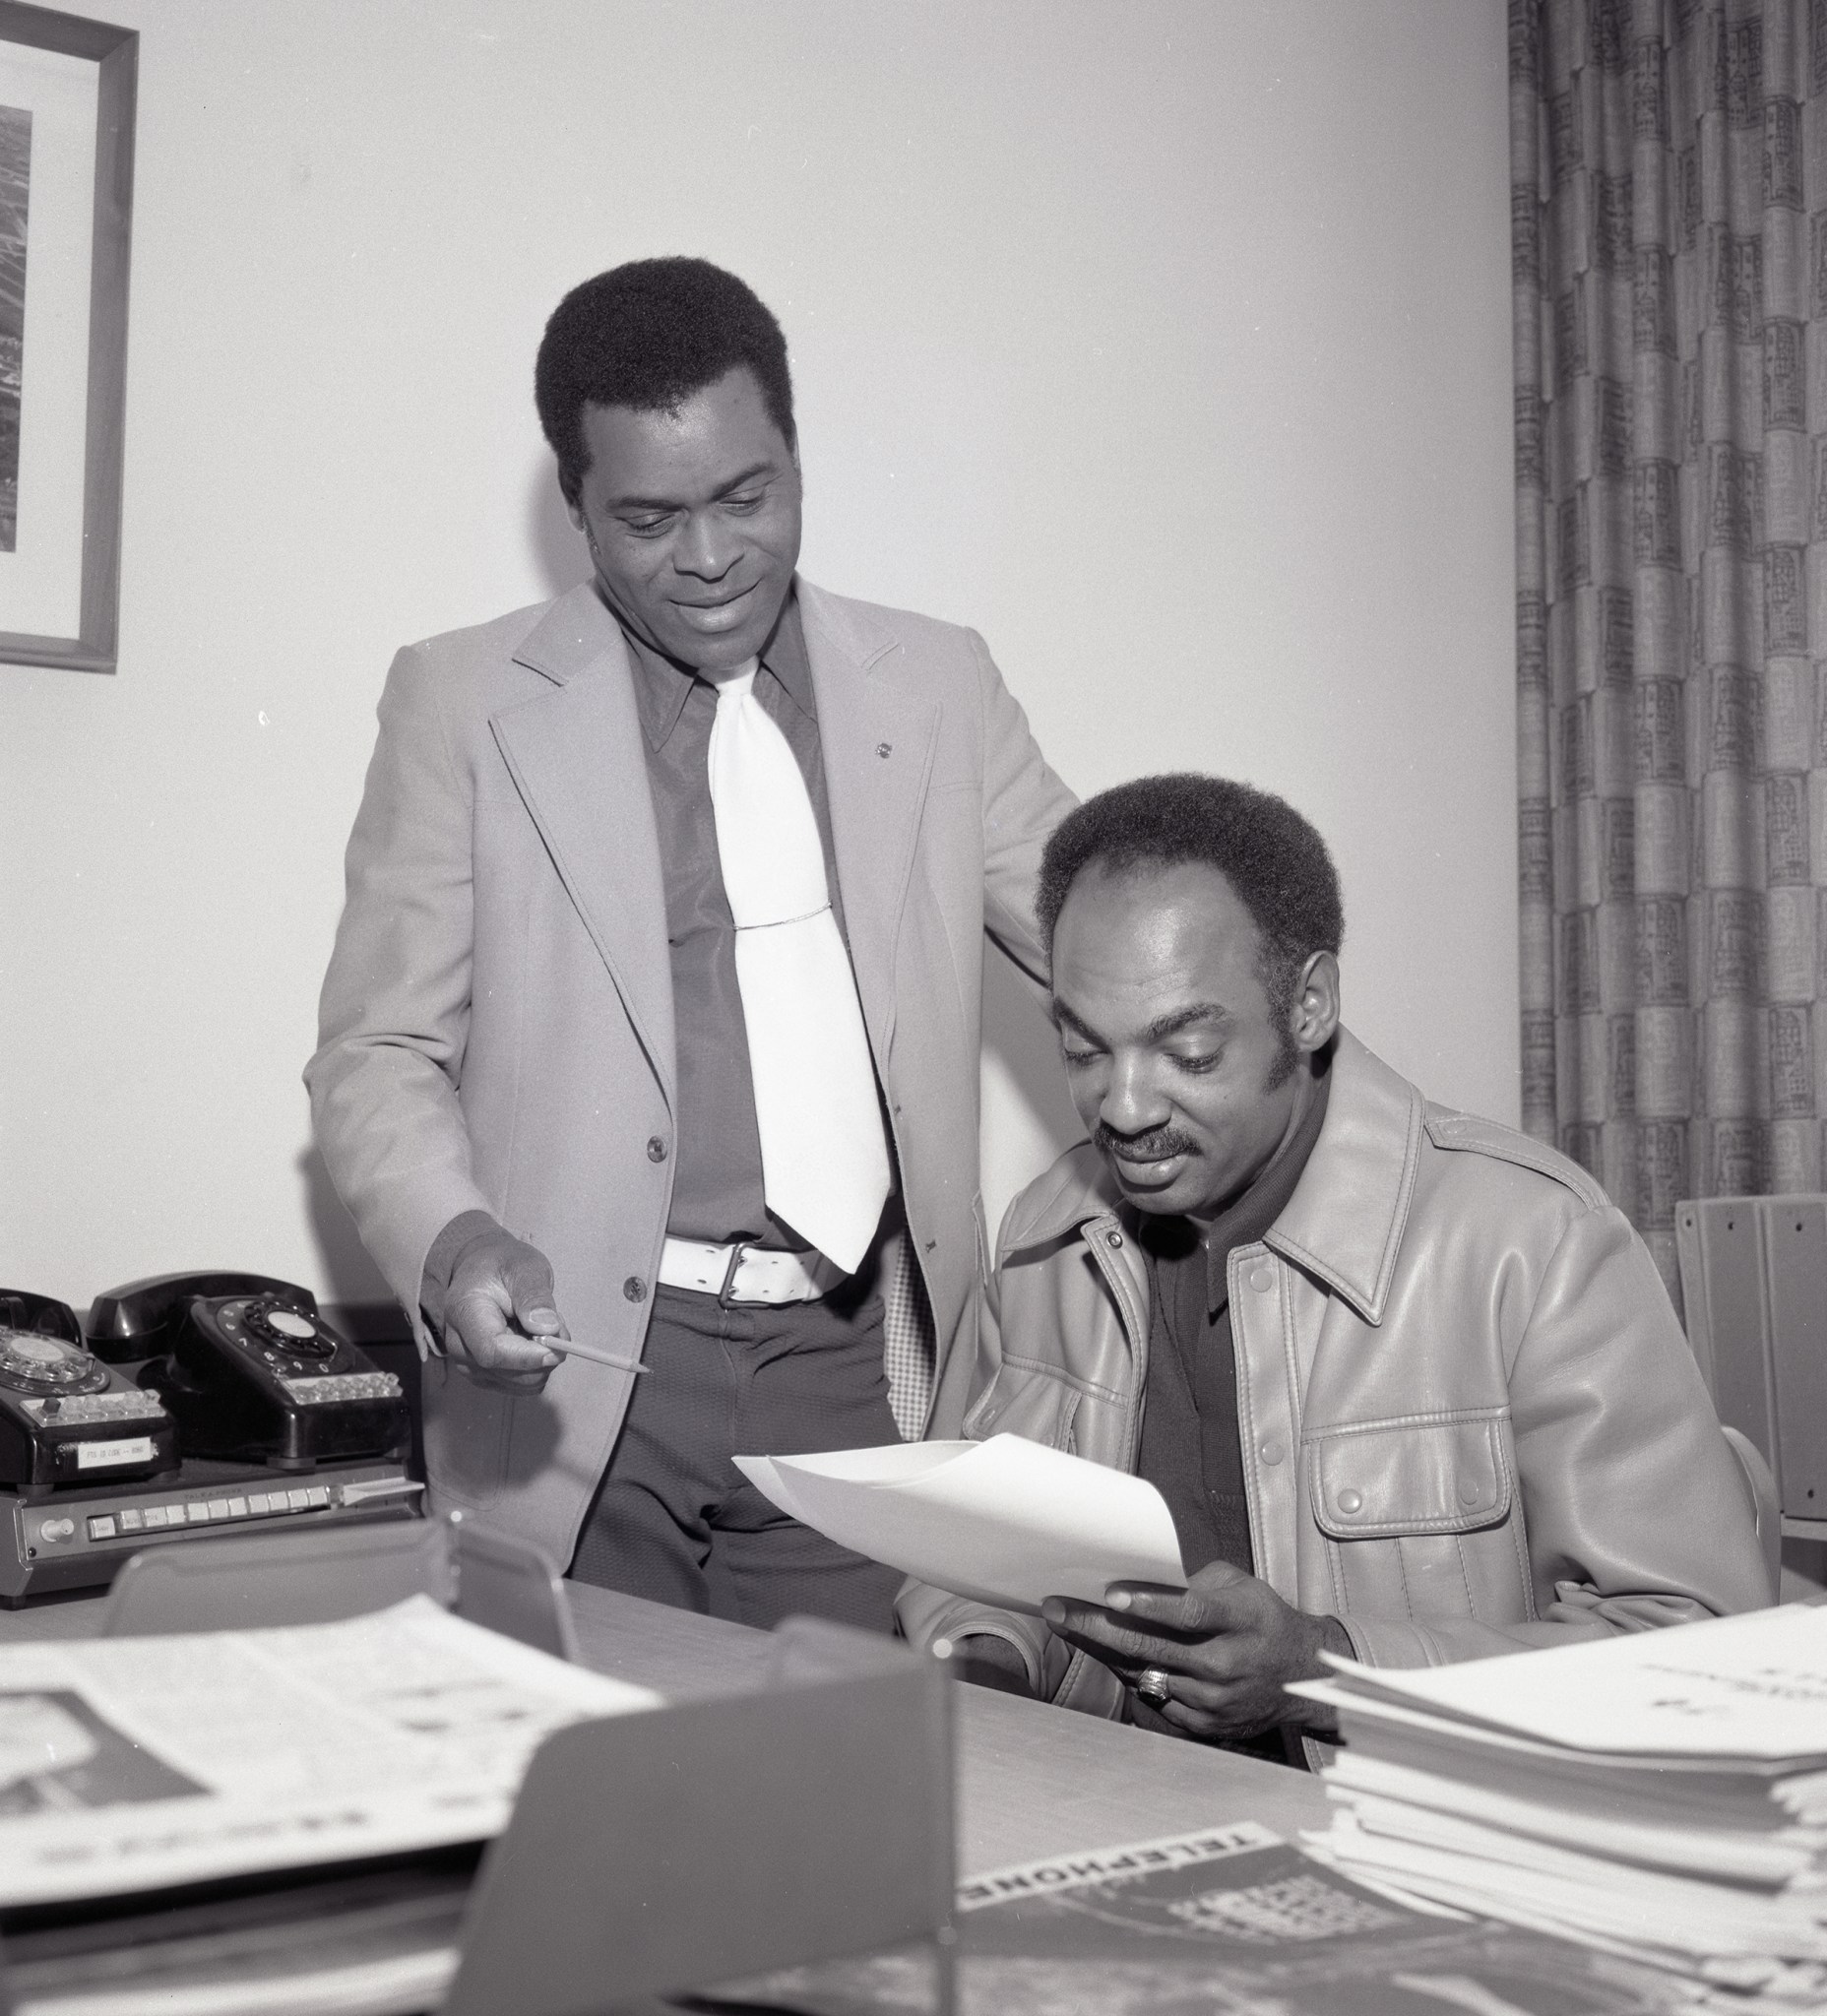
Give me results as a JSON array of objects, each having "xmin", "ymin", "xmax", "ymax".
[{"xmin": 0, "ymin": 3, "xmax": 135, "ymax": 675}]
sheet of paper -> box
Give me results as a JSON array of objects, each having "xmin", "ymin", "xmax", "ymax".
[
  {"xmin": 0, "ymin": 1596, "xmax": 659, "ymax": 1908},
  {"xmin": 735, "ymin": 1434, "xmax": 1185, "ymax": 1613},
  {"xmin": 1302, "ymin": 1605, "xmax": 1827, "ymax": 1763}
]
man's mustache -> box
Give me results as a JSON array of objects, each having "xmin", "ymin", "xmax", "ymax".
[{"xmin": 1094, "ymin": 1123, "xmax": 1199, "ymax": 1163}]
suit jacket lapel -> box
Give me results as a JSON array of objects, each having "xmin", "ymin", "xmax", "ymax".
[
  {"xmin": 490, "ymin": 586, "xmax": 676, "ymax": 1110},
  {"xmin": 800, "ymin": 581, "xmax": 937, "ymax": 1061}
]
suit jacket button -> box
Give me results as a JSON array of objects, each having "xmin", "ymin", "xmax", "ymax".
[
  {"xmin": 623, "ymin": 1276, "xmax": 648, "ymax": 1303},
  {"xmin": 646, "ymin": 1136, "xmax": 668, "ymax": 1162}
]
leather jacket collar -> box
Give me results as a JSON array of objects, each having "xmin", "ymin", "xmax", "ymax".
[{"xmin": 1001, "ymin": 1027, "xmax": 1423, "ymax": 1327}]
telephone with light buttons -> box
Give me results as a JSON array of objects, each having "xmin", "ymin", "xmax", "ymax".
[
  {"xmin": 87, "ymin": 1272, "xmax": 411, "ymax": 1470},
  {"xmin": 0, "ymin": 1290, "xmax": 178, "ymax": 1489},
  {"xmin": 0, "ymin": 1278, "xmax": 418, "ymax": 1605}
]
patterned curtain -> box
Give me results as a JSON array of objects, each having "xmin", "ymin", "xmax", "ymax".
[{"xmin": 1513, "ymin": 0, "xmax": 1827, "ymax": 1299}]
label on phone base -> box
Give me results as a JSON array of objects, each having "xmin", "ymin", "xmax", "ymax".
[{"xmin": 73, "ymin": 1437, "xmax": 157, "ymax": 1470}]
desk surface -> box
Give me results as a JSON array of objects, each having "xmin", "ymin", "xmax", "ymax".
[
  {"xmin": 0, "ymin": 1577, "xmax": 1331, "ymax": 1876},
  {"xmin": 557, "ymin": 1584, "xmax": 1331, "ymax": 1871}
]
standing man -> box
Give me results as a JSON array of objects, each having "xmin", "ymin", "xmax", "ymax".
[{"xmin": 308, "ymin": 259, "xmax": 1073, "ymax": 1630}]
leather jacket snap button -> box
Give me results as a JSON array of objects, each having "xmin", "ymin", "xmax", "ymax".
[
  {"xmin": 1259, "ymin": 1440, "xmax": 1285, "ymax": 1466},
  {"xmin": 1337, "ymin": 1487, "xmax": 1363, "ymax": 1514},
  {"xmin": 1105, "ymin": 1229, "xmax": 1124, "ymax": 1248},
  {"xmin": 1249, "ymin": 1266, "xmax": 1273, "ymax": 1292},
  {"xmin": 1458, "ymin": 1480, "xmax": 1482, "ymax": 1506}
]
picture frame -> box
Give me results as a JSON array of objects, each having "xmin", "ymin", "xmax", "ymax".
[{"xmin": 0, "ymin": 2, "xmax": 135, "ymax": 675}]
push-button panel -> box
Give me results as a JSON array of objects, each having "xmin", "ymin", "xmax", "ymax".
[
  {"xmin": 278, "ymin": 1372, "xmax": 404, "ymax": 1406},
  {"xmin": 19, "ymin": 1390, "xmax": 165, "ymax": 1424},
  {"xmin": 18, "ymin": 1469, "xmax": 410, "ymax": 1564}
]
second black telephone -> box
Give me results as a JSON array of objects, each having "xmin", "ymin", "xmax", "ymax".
[{"xmin": 87, "ymin": 1273, "xmax": 410, "ymax": 1472}]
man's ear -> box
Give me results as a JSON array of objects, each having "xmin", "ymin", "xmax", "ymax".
[{"xmin": 1292, "ymin": 950, "xmax": 1342, "ymax": 1055}]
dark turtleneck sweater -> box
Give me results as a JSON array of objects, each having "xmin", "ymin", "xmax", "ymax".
[{"xmin": 1135, "ymin": 1054, "xmax": 1333, "ymax": 1581}]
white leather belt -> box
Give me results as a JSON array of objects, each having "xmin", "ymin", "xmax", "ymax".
[{"xmin": 658, "ymin": 1236, "xmax": 847, "ymax": 1305}]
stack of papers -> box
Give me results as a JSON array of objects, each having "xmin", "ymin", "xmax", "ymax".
[
  {"xmin": 734, "ymin": 1435, "xmax": 1185, "ymax": 1613},
  {"xmin": 1292, "ymin": 1605, "xmax": 1827, "ymax": 2004}
]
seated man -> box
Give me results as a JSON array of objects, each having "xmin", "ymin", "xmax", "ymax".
[{"xmin": 901, "ymin": 775, "xmax": 1769, "ymax": 1751}]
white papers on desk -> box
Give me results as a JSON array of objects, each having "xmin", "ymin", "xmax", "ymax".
[
  {"xmin": 1302, "ymin": 1599, "xmax": 1827, "ymax": 1762},
  {"xmin": 1293, "ymin": 1605, "xmax": 1827, "ymax": 2002},
  {"xmin": 734, "ymin": 1434, "xmax": 1185, "ymax": 1613},
  {"xmin": 0, "ymin": 1596, "xmax": 659, "ymax": 1909}
]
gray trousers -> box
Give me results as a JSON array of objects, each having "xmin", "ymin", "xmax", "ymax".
[{"xmin": 569, "ymin": 1280, "xmax": 905, "ymax": 1633}]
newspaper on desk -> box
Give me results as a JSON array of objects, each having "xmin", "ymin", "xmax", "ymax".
[
  {"xmin": 695, "ymin": 1821, "xmax": 1710, "ymax": 2016},
  {"xmin": 0, "ymin": 1594, "xmax": 658, "ymax": 1908}
]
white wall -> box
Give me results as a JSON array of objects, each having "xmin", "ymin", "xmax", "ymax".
[{"xmin": 2, "ymin": 0, "xmax": 1516, "ymax": 1310}]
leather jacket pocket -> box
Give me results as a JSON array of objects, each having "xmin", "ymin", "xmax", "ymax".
[
  {"xmin": 1306, "ymin": 1412, "xmax": 1512, "ymax": 1538},
  {"xmin": 965, "ymin": 1368, "xmax": 1081, "ymax": 1454}
]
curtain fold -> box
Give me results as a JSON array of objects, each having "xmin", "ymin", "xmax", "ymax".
[{"xmin": 1512, "ymin": 0, "xmax": 1827, "ymax": 1297}]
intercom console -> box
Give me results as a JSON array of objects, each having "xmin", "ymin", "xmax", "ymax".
[{"xmin": 0, "ymin": 1275, "xmax": 418, "ymax": 1603}]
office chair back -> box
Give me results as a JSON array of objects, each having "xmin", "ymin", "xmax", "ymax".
[
  {"xmin": 1676, "ymin": 1195, "xmax": 1827, "ymax": 1530},
  {"xmin": 1719, "ymin": 1424, "xmax": 1781, "ymax": 1606}
]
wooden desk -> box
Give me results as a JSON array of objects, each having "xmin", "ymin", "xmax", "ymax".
[
  {"xmin": 0, "ymin": 1579, "xmax": 1331, "ymax": 1875},
  {"xmin": 541, "ymin": 1583, "xmax": 1330, "ymax": 1871}
]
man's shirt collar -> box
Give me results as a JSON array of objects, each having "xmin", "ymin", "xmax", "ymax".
[
  {"xmin": 1137, "ymin": 1055, "xmax": 1333, "ymax": 1313},
  {"xmin": 615, "ymin": 587, "xmax": 813, "ymax": 752}
]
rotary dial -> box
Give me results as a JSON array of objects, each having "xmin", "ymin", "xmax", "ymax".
[{"xmin": 0, "ymin": 1328, "xmax": 107, "ymax": 1396}]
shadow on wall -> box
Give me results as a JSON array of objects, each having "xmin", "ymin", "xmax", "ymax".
[
  {"xmin": 298, "ymin": 1147, "xmax": 394, "ymax": 1307},
  {"xmin": 528, "ymin": 459, "xmax": 585, "ymax": 599},
  {"xmin": 980, "ymin": 950, "xmax": 1084, "ymax": 1235}
]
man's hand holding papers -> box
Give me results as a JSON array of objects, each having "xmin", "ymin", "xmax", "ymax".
[
  {"xmin": 739, "ymin": 1437, "xmax": 1353, "ymax": 1736},
  {"xmin": 1040, "ymin": 1561, "xmax": 1354, "ymax": 1738}
]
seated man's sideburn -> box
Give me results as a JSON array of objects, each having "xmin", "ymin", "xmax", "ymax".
[{"xmin": 900, "ymin": 775, "xmax": 1771, "ymax": 1758}]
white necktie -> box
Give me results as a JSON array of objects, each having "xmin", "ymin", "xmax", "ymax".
[{"xmin": 706, "ymin": 661, "xmax": 890, "ymax": 1271}]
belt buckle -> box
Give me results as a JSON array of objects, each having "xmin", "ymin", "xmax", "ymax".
[{"xmin": 718, "ymin": 1241, "xmax": 755, "ymax": 1308}]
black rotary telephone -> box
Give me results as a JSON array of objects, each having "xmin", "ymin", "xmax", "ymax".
[
  {"xmin": 87, "ymin": 1272, "xmax": 410, "ymax": 1471},
  {"xmin": 0, "ymin": 1290, "xmax": 177, "ymax": 1488}
]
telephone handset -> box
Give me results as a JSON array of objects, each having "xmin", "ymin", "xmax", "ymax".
[
  {"xmin": 0, "ymin": 1290, "xmax": 177, "ymax": 1487},
  {"xmin": 87, "ymin": 1273, "xmax": 410, "ymax": 1472}
]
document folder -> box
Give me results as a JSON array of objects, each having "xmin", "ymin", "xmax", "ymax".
[{"xmin": 446, "ymin": 1615, "xmax": 956, "ymax": 2016}]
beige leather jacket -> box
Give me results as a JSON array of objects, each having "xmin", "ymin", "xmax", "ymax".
[{"xmin": 899, "ymin": 1031, "xmax": 1770, "ymax": 1719}]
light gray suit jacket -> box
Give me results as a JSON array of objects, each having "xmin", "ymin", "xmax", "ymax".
[{"xmin": 307, "ymin": 578, "xmax": 1075, "ymax": 1571}]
